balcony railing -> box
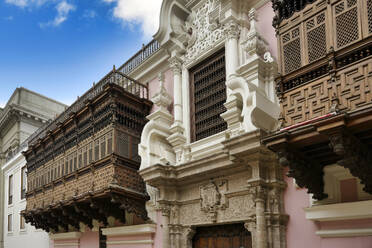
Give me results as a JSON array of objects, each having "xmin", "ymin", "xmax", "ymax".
[
  {"xmin": 28, "ymin": 70, "xmax": 148, "ymax": 146},
  {"xmin": 118, "ymin": 39, "xmax": 160, "ymax": 75}
]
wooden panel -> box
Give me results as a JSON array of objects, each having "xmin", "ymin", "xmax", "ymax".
[{"xmin": 281, "ymin": 58, "xmax": 372, "ymax": 126}]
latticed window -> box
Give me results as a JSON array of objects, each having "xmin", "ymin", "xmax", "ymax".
[
  {"xmin": 368, "ymin": 0, "xmax": 372, "ymax": 33},
  {"xmin": 281, "ymin": 26, "xmax": 302, "ymax": 74},
  {"xmin": 306, "ymin": 12, "xmax": 327, "ymax": 63},
  {"xmin": 334, "ymin": 0, "xmax": 360, "ymax": 49},
  {"xmin": 190, "ymin": 49, "xmax": 227, "ymax": 142}
]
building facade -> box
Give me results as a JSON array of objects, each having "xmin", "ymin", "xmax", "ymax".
[
  {"xmin": 264, "ymin": 0, "xmax": 372, "ymax": 247},
  {"xmin": 19, "ymin": 0, "xmax": 372, "ymax": 247},
  {"xmin": 0, "ymin": 88, "xmax": 67, "ymax": 248}
]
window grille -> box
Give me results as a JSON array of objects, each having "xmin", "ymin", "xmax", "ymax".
[{"xmin": 190, "ymin": 49, "xmax": 227, "ymax": 142}]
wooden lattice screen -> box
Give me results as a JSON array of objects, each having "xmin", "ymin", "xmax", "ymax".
[
  {"xmin": 368, "ymin": 0, "xmax": 372, "ymax": 33},
  {"xmin": 334, "ymin": 0, "xmax": 360, "ymax": 49},
  {"xmin": 190, "ymin": 49, "xmax": 227, "ymax": 142},
  {"xmin": 282, "ymin": 26, "xmax": 302, "ymax": 74},
  {"xmin": 306, "ymin": 12, "xmax": 327, "ymax": 63}
]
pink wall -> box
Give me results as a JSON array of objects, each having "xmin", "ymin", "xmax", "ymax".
[
  {"xmin": 256, "ymin": 2, "xmax": 277, "ymax": 59},
  {"xmin": 80, "ymin": 230, "xmax": 99, "ymax": 248},
  {"xmin": 284, "ymin": 167, "xmax": 372, "ymax": 248},
  {"xmin": 147, "ymin": 69, "xmax": 174, "ymax": 114}
]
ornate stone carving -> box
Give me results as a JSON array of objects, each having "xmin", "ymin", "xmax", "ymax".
[
  {"xmin": 200, "ymin": 180, "xmax": 228, "ymax": 222},
  {"xmin": 183, "ymin": 226, "xmax": 196, "ymax": 248},
  {"xmin": 184, "ymin": 0, "xmax": 224, "ymax": 64},
  {"xmin": 138, "ymin": 73, "xmax": 175, "ymax": 169},
  {"xmin": 224, "ymin": 19, "xmax": 240, "ymax": 40},
  {"xmin": 241, "ymin": 8, "xmax": 268, "ymax": 58},
  {"xmin": 169, "ymin": 57, "xmax": 182, "ymax": 75}
]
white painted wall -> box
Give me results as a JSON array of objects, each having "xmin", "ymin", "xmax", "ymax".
[{"xmin": 2, "ymin": 151, "xmax": 49, "ymax": 248}]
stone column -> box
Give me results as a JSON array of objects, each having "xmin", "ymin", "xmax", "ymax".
[
  {"xmin": 169, "ymin": 56, "xmax": 183, "ymax": 126},
  {"xmin": 159, "ymin": 205, "xmax": 171, "ymax": 248},
  {"xmin": 255, "ymin": 186, "xmax": 268, "ymax": 248},
  {"xmin": 167, "ymin": 56, "xmax": 186, "ymax": 164},
  {"xmin": 224, "ymin": 20, "xmax": 240, "ymax": 79}
]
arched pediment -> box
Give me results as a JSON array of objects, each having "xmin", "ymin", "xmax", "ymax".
[{"xmin": 154, "ymin": 0, "xmax": 191, "ymax": 47}]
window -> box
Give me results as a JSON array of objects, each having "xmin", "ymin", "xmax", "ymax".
[
  {"xmin": 190, "ymin": 49, "xmax": 227, "ymax": 141},
  {"xmin": 8, "ymin": 214, "xmax": 12, "ymax": 232},
  {"xmin": 21, "ymin": 167, "xmax": 27, "ymax": 200},
  {"xmin": 8, "ymin": 175, "xmax": 13, "ymax": 205},
  {"xmin": 20, "ymin": 214, "xmax": 25, "ymax": 230}
]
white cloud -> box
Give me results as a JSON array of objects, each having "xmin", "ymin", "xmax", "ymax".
[
  {"xmin": 105, "ymin": 0, "xmax": 162, "ymax": 38},
  {"xmin": 5, "ymin": 0, "xmax": 50, "ymax": 8},
  {"xmin": 83, "ymin": 9, "xmax": 97, "ymax": 19},
  {"xmin": 39, "ymin": 1, "xmax": 75, "ymax": 27}
]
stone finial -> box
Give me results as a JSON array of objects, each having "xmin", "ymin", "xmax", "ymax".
[{"xmin": 152, "ymin": 72, "xmax": 172, "ymax": 111}]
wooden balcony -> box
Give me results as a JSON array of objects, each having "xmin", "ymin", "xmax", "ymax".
[
  {"xmin": 22, "ymin": 75, "xmax": 152, "ymax": 233},
  {"xmin": 263, "ymin": 0, "xmax": 372, "ymax": 201}
]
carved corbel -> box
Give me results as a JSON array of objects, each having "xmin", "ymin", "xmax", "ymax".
[
  {"xmin": 277, "ymin": 146, "xmax": 328, "ymax": 200},
  {"xmin": 329, "ymin": 129, "xmax": 372, "ymax": 193}
]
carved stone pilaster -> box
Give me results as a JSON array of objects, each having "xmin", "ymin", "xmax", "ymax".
[
  {"xmin": 183, "ymin": 226, "xmax": 196, "ymax": 248},
  {"xmin": 244, "ymin": 218, "xmax": 257, "ymax": 248},
  {"xmin": 169, "ymin": 57, "xmax": 182, "ymax": 76}
]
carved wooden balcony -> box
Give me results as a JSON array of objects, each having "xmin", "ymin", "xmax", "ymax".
[
  {"xmin": 272, "ymin": 0, "xmax": 372, "ymax": 127},
  {"xmin": 22, "ymin": 73, "xmax": 152, "ymax": 233},
  {"xmin": 264, "ymin": 0, "xmax": 372, "ymax": 201}
]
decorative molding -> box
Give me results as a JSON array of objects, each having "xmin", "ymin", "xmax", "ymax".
[
  {"xmin": 49, "ymin": 231, "xmax": 82, "ymax": 241},
  {"xmin": 107, "ymin": 240, "xmax": 154, "ymax": 245},
  {"xmin": 184, "ymin": 0, "xmax": 224, "ymax": 65},
  {"xmin": 305, "ymin": 200, "xmax": 372, "ymax": 221},
  {"xmin": 316, "ymin": 228, "xmax": 372, "ymax": 238},
  {"xmin": 101, "ymin": 224, "xmax": 156, "ymax": 237}
]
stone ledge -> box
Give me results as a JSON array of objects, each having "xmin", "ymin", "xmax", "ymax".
[
  {"xmin": 101, "ymin": 224, "xmax": 156, "ymax": 237},
  {"xmin": 305, "ymin": 200, "xmax": 372, "ymax": 221},
  {"xmin": 316, "ymin": 228, "xmax": 372, "ymax": 238},
  {"xmin": 50, "ymin": 232, "xmax": 82, "ymax": 241}
]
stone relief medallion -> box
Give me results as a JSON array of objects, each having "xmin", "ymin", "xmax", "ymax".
[{"xmin": 200, "ymin": 180, "xmax": 228, "ymax": 222}]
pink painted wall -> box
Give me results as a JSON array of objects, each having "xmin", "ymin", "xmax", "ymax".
[
  {"xmin": 284, "ymin": 167, "xmax": 372, "ymax": 248},
  {"xmin": 147, "ymin": 69, "xmax": 174, "ymax": 114},
  {"xmin": 256, "ymin": 1, "xmax": 277, "ymax": 59},
  {"xmin": 80, "ymin": 230, "xmax": 99, "ymax": 248}
]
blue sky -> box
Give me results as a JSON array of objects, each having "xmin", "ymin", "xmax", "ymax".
[{"xmin": 0, "ymin": 0, "xmax": 162, "ymax": 107}]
